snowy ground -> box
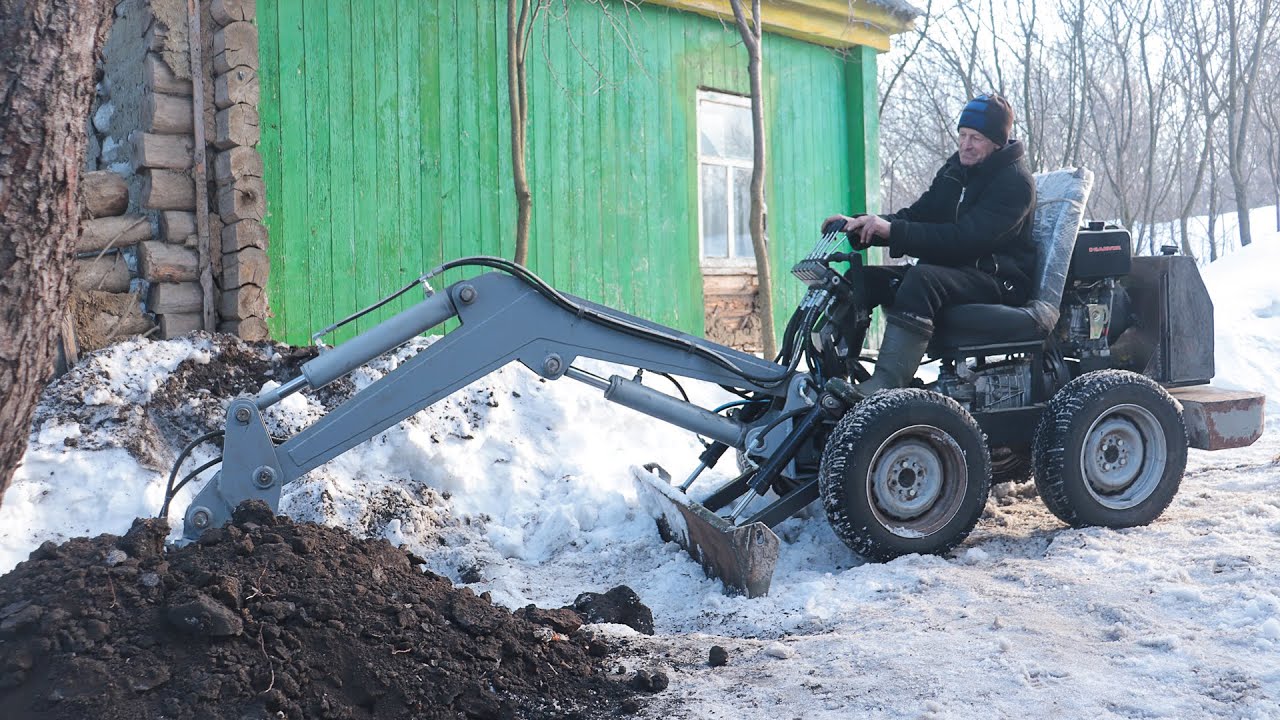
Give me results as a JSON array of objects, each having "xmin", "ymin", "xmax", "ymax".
[{"xmin": 3, "ymin": 213, "xmax": 1278, "ymax": 718}]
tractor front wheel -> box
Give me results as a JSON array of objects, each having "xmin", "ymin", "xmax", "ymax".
[{"xmin": 819, "ymin": 389, "xmax": 991, "ymax": 561}]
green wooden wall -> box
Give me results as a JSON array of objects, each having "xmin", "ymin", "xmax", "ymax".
[{"xmin": 258, "ymin": 0, "xmax": 876, "ymax": 344}]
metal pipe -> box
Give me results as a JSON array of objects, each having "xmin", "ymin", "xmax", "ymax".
[
  {"xmin": 301, "ymin": 289, "xmax": 459, "ymax": 390},
  {"xmin": 679, "ymin": 440, "xmax": 731, "ymax": 491},
  {"xmin": 564, "ymin": 366, "xmax": 610, "ymax": 391},
  {"xmin": 602, "ymin": 375, "xmax": 745, "ymax": 447},
  {"xmin": 255, "ymin": 375, "xmax": 308, "ymax": 410},
  {"xmin": 679, "ymin": 462, "xmax": 708, "ymax": 492}
]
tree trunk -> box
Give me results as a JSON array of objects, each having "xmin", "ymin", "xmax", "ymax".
[
  {"xmin": 0, "ymin": 0, "xmax": 114, "ymax": 506},
  {"xmin": 1207, "ymin": 157, "xmax": 1220, "ymax": 261},
  {"xmin": 729, "ymin": 0, "xmax": 777, "ymax": 360},
  {"xmin": 1230, "ymin": 166, "xmax": 1253, "ymax": 248},
  {"xmin": 507, "ymin": 0, "xmax": 544, "ymax": 267}
]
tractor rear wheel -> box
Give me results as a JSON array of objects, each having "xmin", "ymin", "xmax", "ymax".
[
  {"xmin": 1032, "ymin": 370, "xmax": 1187, "ymax": 527},
  {"xmin": 819, "ymin": 389, "xmax": 991, "ymax": 561}
]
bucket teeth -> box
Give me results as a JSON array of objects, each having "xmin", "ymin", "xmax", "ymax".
[{"xmin": 633, "ymin": 465, "xmax": 779, "ymax": 598}]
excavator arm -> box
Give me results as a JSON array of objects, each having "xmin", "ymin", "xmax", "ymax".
[{"xmin": 181, "ymin": 268, "xmax": 809, "ymax": 554}]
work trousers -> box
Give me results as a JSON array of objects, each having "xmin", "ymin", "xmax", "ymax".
[{"xmin": 863, "ymin": 263, "xmax": 1005, "ymax": 321}]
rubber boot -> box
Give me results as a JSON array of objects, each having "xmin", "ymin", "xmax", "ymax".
[{"xmin": 853, "ymin": 312, "xmax": 934, "ymax": 399}]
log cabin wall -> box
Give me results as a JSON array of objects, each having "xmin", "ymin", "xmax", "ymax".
[{"xmin": 76, "ymin": 0, "xmax": 269, "ymax": 351}]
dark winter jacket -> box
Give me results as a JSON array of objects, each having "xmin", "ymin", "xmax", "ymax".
[{"xmin": 884, "ymin": 140, "xmax": 1037, "ymax": 304}]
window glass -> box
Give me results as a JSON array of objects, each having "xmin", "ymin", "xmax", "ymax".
[
  {"xmin": 700, "ymin": 163, "xmax": 728, "ymax": 258},
  {"xmin": 698, "ymin": 99, "xmax": 752, "ymax": 161}
]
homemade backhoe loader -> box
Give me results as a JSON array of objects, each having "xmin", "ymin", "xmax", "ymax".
[{"xmin": 169, "ymin": 168, "xmax": 1265, "ymax": 597}]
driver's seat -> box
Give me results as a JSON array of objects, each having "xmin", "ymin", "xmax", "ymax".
[{"xmin": 929, "ymin": 167, "xmax": 1095, "ymax": 354}]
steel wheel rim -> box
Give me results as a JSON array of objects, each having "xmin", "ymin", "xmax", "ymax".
[
  {"xmin": 1080, "ymin": 403, "xmax": 1166, "ymax": 509},
  {"xmin": 866, "ymin": 424, "xmax": 969, "ymax": 538}
]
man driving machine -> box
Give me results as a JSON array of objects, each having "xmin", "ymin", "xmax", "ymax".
[{"xmin": 823, "ymin": 92, "xmax": 1037, "ymax": 398}]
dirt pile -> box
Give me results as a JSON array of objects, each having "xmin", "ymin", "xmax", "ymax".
[{"xmin": 0, "ymin": 502, "xmax": 637, "ymax": 719}]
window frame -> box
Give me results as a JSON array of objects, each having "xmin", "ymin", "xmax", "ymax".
[{"xmin": 695, "ymin": 89, "xmax": 757, "ymax": 271}]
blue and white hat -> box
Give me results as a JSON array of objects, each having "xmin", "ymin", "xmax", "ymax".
[{"xmin": 957, "ymin": 93, "xmax": 1013, "ymax": 146}]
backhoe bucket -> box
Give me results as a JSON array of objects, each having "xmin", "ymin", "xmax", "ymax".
[{"xmin": 632, "ymin": 465, "xmax": 779, "ymax": 598}]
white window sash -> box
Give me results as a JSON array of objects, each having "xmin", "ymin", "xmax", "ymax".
[{"xmin": 696, "ymin": 90, "xmax": 755, "ymax": 268}]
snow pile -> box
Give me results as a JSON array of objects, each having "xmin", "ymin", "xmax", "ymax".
[
  {"xmin": 1199, "ymin": 225, "xmax": 1280, "ymax": 409},
  {"xmin": 0, "ymin": 336, "xmax": 215, "ymax": 567}
]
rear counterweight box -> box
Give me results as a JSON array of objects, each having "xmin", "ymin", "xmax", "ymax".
[{"xmin": 1072, "ymin": 223, "xmax": 1132, "ymax": 279}]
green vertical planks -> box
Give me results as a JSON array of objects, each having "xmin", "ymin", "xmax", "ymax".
[
  {"xmin": 548, "ymin": 12, "xmax": 570, "ymax": 293},
  {"xmin": 651, "ymin": 18, "xmax": 673, "ymax": 324},
  {"xmin": 475, "ymin": 1, "xmax": 500, "ymax": 262},
  {"xmin": 576, "ymin": 13, "xmax": 600, "ymax": 298},
  {"xmin": 420, "ymin": 2, "xmax": 442, "ymax": 275},
  {"xmin": 596, "ymin": 9, "xmax": 619, "ymax": 308},
  {"xmin": 437, "ymin": 1, "xmax": 461, "ymax": 292},
  {"xmin": 373, "ymin": 2, "xmax": 399, "ymax": 311},
  {"xmin": 396, "ymin": 0, "xmax": 422, "ymax": 301},
  {"xmin": 562, "ymin": 7, "xmax": 582, "ymax": 292},
  {"xmin": 275, "ymin": 1, "xmax": 307, "ymax": 335},
  {"xmin": 349, "ymin": 2, "xmax": 378, "ymax": 333},
  {"xmin": 456, "ymin": 2, "xmax": 481, "ymax": 286},
  {"xmin": 326, "ymin": 1, "xmax": 356, "ymax": 341},
  {"xmin": 303, "ymin": 0, "xmax": 332, "ymax": 335},
  {"xmin": 260, "ymin": 0, "xmax": 876, "ymax": 345},
  {"xmin": 614, "ymin": 12, "xmax": 639, "ymax": 313},
  {"xmin": 846, "ymin": 45, "xmax": 879, "ymax": 215},
  {"xmin": 258, "ymin": 4, "xmax": 284, "ymax": 334},
  {"xmin": 492, "ymin": 6, "xmax": 514, "ymax": 264}
]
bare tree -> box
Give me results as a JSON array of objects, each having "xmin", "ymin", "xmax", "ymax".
[
  {"xmin": 1009, "ymin": 0, "xmax": 1041, "ymax": 169},
  {"xmin": 881, "ymin": 0, "xmax": 1280, "ymax": 262},
  {"xmin": 1207, "ymin": 138, "xmax": 1222, "ymax": 261},
  {"xmin": 728, "ymin": 0, "xmax": 777, "ymax": 359},
  {"xmin": 1218, "ymin": 0, "xmax": 1276, "ymax": 247},
  {"xmin": 508, "ymin": 1, "xmax": 644, "ymax": 269},
  {"xmin": 1166, "ymin": 0, "xmax": 1225, "ymax": 257},
  {"xmin": 1261, "ymin": 94, "xmax": 1280, "ymax": 231},
  {"xmin": 879, "ymin": 0, "xmax": 934, "ymax": 116},
  {"xmin": 1253, "ymin": 28, "xmax": 1280, "ymax": 231},
  {"xmin": 1057, "ymin": 0, "xmax": 1090, "ymax": 167},
  {"xmin": 0, "ymin": 0, "xmax": 113, "ymax": 505},
  {"xmin": 507, "ymin": 0, "xmax": 551, "ymax": 266}
]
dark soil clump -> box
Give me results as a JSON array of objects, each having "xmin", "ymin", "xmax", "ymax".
[
  {"xmin": 573, "ymin": 586, "xmax": 655, "ymax": 636},
  {"xmin": 0, "ymin": 503, "xmax": 636, "ymax": 719}
]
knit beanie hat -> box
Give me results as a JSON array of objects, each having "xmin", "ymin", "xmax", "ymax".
[{"xmin": 957, "ymin": 93, "xmax": 1014, "ymax": 147}]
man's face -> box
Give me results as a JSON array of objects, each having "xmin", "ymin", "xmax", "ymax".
[{"xmin": 957, "ymin": 128, "xmax": 1000, "ymax": 167}]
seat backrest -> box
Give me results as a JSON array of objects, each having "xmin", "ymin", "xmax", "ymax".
[{"xmin": 1024, "ymin": 167, "xmax": 1094, "ymax": 330}]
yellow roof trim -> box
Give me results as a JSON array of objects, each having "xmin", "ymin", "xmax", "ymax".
[{"xmin": 643, "ymin": 0, "xmax": 916, "ymax": 52}]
